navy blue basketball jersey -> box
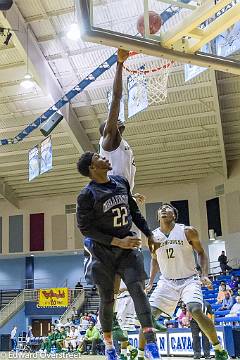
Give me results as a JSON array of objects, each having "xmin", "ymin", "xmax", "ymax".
[
  {"xmin": 77, "ymin": 175, "xmax": 152, "ymax": 247},
  {"xmin": 77, "ymin": 176, "xmax": 132, "ymax": 244}
]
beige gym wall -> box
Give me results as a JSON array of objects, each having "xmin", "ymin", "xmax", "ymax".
[{"xmin": 0, "ymin": 160, "xmax": 240, "ymax": 257}]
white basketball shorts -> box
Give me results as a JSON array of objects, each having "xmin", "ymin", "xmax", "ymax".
[
  {"xmin": 115, "ymin": 295, "xmax": 136, "ymax": 331},
  {"xmin": 149, "ymin": 275, "xmax": 203, "ymax": 317}
]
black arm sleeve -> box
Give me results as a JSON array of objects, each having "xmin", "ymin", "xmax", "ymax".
[
  {"xmin": 124, "ymin": 180, "xmax": 152, "ymax": 238},
  {"xmin": 76, "ymin": 189, "xmax": 113, "ymax": 246}
]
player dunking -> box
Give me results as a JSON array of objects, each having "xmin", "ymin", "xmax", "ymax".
[
  {"xmin": 99, "ymin": 48, "xmax": 144, "ymax": 203},
  {"xmin": 76, "ymin": 152, "xmax": 160, "ymax": 360},
  {"xmin": 84, "ymin": 49, "xmax": 146, "ymax": 286},
  {"xmin": 139, "ymin": 204, "xmax": 228, "ymax": 360}
]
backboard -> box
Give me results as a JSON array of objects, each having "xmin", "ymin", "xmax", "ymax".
[{"xmin": 77, "ymin": 0, "xmax": 240, "ymax": 75}]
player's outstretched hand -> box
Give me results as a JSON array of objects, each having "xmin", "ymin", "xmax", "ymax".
[
  {"xmin": 201, "ymin": 276, "xmax": 213, "ymax": 289},
  {"xmin": 111, "ymin": 236, "xmax": 141, "ymax": 249},
  {"xmin": 133, "ymin": 192, "xmax": 146, "ymax": 205},
  {"xmin": 118, "ymin": 49, "xmax": 129, "ymax": 63}
]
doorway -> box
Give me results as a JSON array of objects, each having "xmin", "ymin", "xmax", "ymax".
[{"xmin": 32, "ymin": 319, "xmax": 52, "ymax": 336}]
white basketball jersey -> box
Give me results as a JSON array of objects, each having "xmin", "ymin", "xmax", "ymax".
[
  {"xmin": 99, "ymin": 137, "xmax": 136, "ymax": 192},
  {"xmin": 153, "ymin": 223, "xmax": 197, "ymax": 280}
]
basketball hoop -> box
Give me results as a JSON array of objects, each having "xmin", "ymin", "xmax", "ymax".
[{"xmin": 123, "ymin": 52, "xmax": 174, "ymax": 105}]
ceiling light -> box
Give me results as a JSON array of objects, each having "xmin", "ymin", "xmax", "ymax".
[
  {"xmin": 20, "ymin": 73, "xmax": 35, "ymax": 89},
  {"xmin": 67, "ymin": 23, "xmax": 80, "ymax": 40}
]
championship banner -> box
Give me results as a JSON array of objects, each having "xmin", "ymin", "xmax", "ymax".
[
  {"xmin": 28, "ymin": 146, "xmax": 40, "ymax": 182},
  {"xmin": 215, "ymin": 0, "xmax": 240, "ymax": 57},
  {"xmin": 40, "ymin": 136, "xmax": 52, "ymax": 175},
  {"xmin": 185, "ymin": 42, "xmax": 210, "ymax": 82},
  {"xmin": 38, "ymin": 288, "xmax": 69, "ymax": 307}
]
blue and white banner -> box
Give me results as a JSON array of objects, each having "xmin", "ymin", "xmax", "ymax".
[
  {"xmin": 168, "ymin": 330, "xmax": 224, "ymax": 356},
  {"xmin": 128, "ymin": 332, "xmax": 168, "ymax": 356},
  {"xmin": 29, "ymin": 146, "xmax": 40, "ymax": 182},
  {"xmin": 216, "ymin": 22, "xmax": 240, "ymax": 57},
  {"xmin": 214, "ymin": 0, "xmax": 240, "ymax": 57},
  {"xmin": 40, "ymin": 136, "xmax": 52, "ymax": 175},
  {"xmin": 128, "ymin": 71, "xmax": 148, "ymax": 118},
  {"xmin": 185, "ymin": 43, "xmax": 211, "ymax": 82},
  {"xmin": 107, "ymin": 90, "xmax": 125, "ymax": 122}
]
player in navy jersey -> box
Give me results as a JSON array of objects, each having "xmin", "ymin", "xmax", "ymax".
[{"xmin": 76, "ymin": 151, "xmax": 161, "ymax": 360}]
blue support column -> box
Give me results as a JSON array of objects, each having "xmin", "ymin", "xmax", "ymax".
[{"xmin": 25, "ymin": 257, "xmax": 34, "ymax": 289}]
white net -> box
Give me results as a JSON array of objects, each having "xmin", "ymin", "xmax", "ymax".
[{"xmin": 123, "ymin": 55, "xmax": 173, "ymax": 105}]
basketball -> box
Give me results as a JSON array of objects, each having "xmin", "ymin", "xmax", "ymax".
[{"xmin": 137, "ymin": 11, "xmax": 162, "ymax": 36}]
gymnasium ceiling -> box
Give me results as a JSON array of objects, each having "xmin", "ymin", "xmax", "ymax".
[{"xmin": 0, "ymin": 0, "xmax": 240, "ymax": 207}]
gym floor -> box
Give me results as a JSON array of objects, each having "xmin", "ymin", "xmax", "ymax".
[{"xmin": 0, "ymin": 355, "xmax": 191, "ymax": 359}]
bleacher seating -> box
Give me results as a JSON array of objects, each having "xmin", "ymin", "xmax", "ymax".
[{"xmin": 0, "ymin": 290, "xmax": 21, "ymax": 310}]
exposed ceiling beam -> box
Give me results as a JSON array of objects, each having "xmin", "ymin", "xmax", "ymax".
[
  {"xmin": 13, "ymin": 163, "xmax": 222, "ymax": 191},
  {"xmin": 77, "ymin": 99, "xmax": 215, "ymax": 124},
  {"xmin": 9, "ymin": 158, "xmax": 223, "ymax": 189},
  {"xmin": 0, "ymin": 178, "xmax": 19, "ymax": 208},
  {"xmin": 0, "ymin": 3, "xmax": 94, "ymax": 153},
  {"xmin": 210, "ymin": 70, "xmax": 228, "ymax": 178},
  {"xmin": 5, "ymin": 152, "xmax": 222, "ymax": 183},
  {"xmin": 71, "ymin": 79, "xmax": 212, "ymax": 103},
  {"xmin": 0, "ymin": 61, "xmax": 25, "ymax": 70},
  {"xmin": 24, "ymin": 6, "xmax": 74, "ymax": 22},
  {"xmin": 91, "ymin": 124, "xmax": 217, "ymax": 144},
  {"xmin": 0, "ymin": 144, "xmax": 74, "ymax": 158}
]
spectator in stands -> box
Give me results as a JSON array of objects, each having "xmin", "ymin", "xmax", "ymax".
[
  {"xmin": 229, "ymin": 276, "xmax": 239, "ymax": 292},
  {"xmin": 219, "ymin": 292, "xmax": 234, "ymax": 311},
  {"xmin": 217, "ymin": 283, "xmax": 232, "ymax": 304},
  {"xmin": 64, "ymin": 318, "xmax": 73, "ymax": 327},
  {"xmin": 178, "ymin": 304, "xmax": 191, "ymax": 328},
  {"xmin": 40, "ymin": 325, "xmax": 57, "ymax": 353},
  {"xmin": 218, "ymin": 251, "xmax": 232, "ymax": 275},
  {"xmin": 26, "ymin": 325, "xmax": 33, "ymax": 345},
  {"xmin": 74, "ymin": 281, "xmax": 83, "ymax": 298},
  {"xmin": 218, "ymin": 281, "xmax": 231, "ymax": 291},
  {"xmin": 54, "ymin": 319, "xmax": 63, "ymax": 329},
  {"xmin": 80, "ymin": 321, "xmax": 101, "ymax": 355},
  {"xmin": 10, "ymin": 325, "xmax": 17, "ymax": 351},
  {"xmin": 71, "ymin": 306, "xmax": 78, "ymax": 319},
  {"xmin": 65, "ymin": 325, "xmax": 80, "ymax": 352},
  {"xmin": 80, "ymin": 313, "xmax": 90, "ymax": 331},
  {"xmin": 91, "ymin": 285, "xmax": 97, "ymax": 296},
  {"xmin": 174, "ymin": 301, "xmax": 183, "ymax": 319},
  {"xmin": 56, "ymin": 326, "xmax": 67, "ymax": 351},
  {"xmin": 190, "ymin": 301, "xmax": 212, "ymax": 359},
  {"xmin": 227, "ymin": 296, "xmax": 240, "ymax": 317}
]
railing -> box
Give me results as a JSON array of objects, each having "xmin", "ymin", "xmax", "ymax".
[
  {"xmin": 60, "ymin": 289, "xmax": 85, "ymax": 325},
  {"xmin": 0, "ymin": 290, "xmax": 37, "ymax": 328},
  {"xmin": 209, "ymin": 257, "xmax": 240, "ymax": 275}
]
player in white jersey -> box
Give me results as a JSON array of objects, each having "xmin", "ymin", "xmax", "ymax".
[
  {"xmin": 99, "ymin": 49, "xmax": 144, "ymax": 204},
  {"xmin": 115, "ymin": 280, "xmax": 136, "ymax": 332},
  {"xmin": 113, "ymin": 280, "xmax": 138, "ymax": 360},
  {"xmin": 139, "ymin": 203, "xmax": 228, "ymax": 360}
]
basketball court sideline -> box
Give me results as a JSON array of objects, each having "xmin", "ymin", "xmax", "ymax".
[{"xmin": 0, "ymin": 354, "xmax": 189, "ymax": 360}]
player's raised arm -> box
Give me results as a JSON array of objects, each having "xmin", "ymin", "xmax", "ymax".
[{"xmin": 101, "ymin": 49, "xmax": 129, "ymax": 151}]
